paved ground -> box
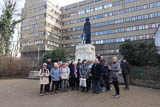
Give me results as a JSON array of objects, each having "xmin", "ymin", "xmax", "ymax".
[{"xmin": 0, "ymin": 79, "xmax": 160, "ymax": 107}]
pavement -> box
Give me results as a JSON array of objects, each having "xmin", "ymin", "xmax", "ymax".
[{"xmin": 0, "ymin": 79, "xmax": 160, "ymax": 107}]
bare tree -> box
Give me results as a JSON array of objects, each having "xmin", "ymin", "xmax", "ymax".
[{"xmin": 0, "ymin": 0, "xmax": 25, "ymax": 56}]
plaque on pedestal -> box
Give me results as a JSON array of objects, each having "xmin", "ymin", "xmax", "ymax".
[{"xmin": 75, "ymin": 44, "xmax": 96, "ymax": 61}]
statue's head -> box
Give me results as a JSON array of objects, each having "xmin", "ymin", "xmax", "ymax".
[{"xmin": 86, "ymin": 17, "xmax": 89, "ymax": 22}]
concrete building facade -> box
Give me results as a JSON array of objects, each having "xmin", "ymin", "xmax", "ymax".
[
  {"xmin": 21, "ymin": 0, "xmax": 160, "ymax": 59},
  {"xmin": 21, "ymin": 0, "xmax": 61, "ymax": 59}
]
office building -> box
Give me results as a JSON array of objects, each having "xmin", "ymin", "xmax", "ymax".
[{"xmin": 21, "ymin": 0, "xmax": 160, "ymax": 59}]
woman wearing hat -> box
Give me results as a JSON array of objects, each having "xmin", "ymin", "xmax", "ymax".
[
  {"xmin": 39, "ymin": 63, "xmax": 50, "ymax": 96},
  {"xmin": 61, "ymin": 62, "xmax": 70, "ymax": 92}
]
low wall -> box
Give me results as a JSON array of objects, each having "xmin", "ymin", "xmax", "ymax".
[{"xmin": 130, "ymin": 66, "xmax": 160, "ymax": 89}]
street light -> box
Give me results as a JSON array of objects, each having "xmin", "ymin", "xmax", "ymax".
[{"xmin": 38, "ymin": 45, "xmax": 40, "ymax": 64}]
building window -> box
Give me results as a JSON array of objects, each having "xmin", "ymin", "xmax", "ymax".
[
  {"xmin": 104, "ymin": 12, "xmax": 112, "ymax": 17},
  {"xmin": 71, "ymin": 19, "xmax": 77, "ymax": 24},
  {"xmin": 72, "ymin": 27, "xmax": 77, "ymax": 31},
  {"xmin": 104, "ymin": 21, "xmax": 113, "ymax": 26},
  {"xmin": 35, "ymin": 40, "xmax": 43, "ymax": 45},
  {"xmin": 105, "ymin": 30, "xmax": 114, "ymax": 35},
  {"xmin": 96, "ymin": 31, "xmax": 103, "ymax": 36},
  {"xmin": 96, "ymin": 14, "xmax": 103, "ymax": 19},
  {"xmin": 95, "ymin": 22, "xmax": 103, "ymax": 27},
  {"xmin": 137, "ymin": 4, "xmax": 148, "ymax": 11},
  {"xmin": 114, "ymin": 9, "xmax": 123, "ymax": 15},
  {"xmin": 95, "ymin": 6, "xmax": 102, "ymax": 11},
  {"xmin": 96, "ymin": 40, "xmax": 104, "ymax": 44},
  {"xmin": 86, "ymin": 8, "xmax": 94, "ymax": 13},
  {"xmin": 104, "ymin": 3, "xmax": 112, "ymax": 8},
  {"xmin": 115, "ymin": 18, "xmax": 123, "ymax": 24},
  {"xmin": 114, "ymin": 0, "xmax": 122, "ymax": 6},
  {"xmin": 78, "ymin": 10, "xmax": 85, "ymax": 15},
  {"xmin": 89, "ymin": 16, "xmax": 94, "ymax": 20}
]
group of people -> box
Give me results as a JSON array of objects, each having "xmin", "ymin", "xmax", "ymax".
[{"xmin": 39, "ymin": 56, "xmax": 130, "ymax": 98}]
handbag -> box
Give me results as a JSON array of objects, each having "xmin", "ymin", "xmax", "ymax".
[{"xmin": 79, "ymin": 78, "xmax": 86, "ymax": 87}]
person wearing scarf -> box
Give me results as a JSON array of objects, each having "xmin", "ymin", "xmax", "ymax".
[
  {"xmin": 110, "ymin": 57, "xmax": 121, "ymax": 98},
  {"xmin": 80, "ymin": 60, "xmax": 90, "ymax": 92}
]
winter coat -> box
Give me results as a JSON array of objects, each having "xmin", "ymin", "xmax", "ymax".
[
  {"xmin": 102, "ymin": 65, "xmax": 110, "ymax": 80},
  {"xmin": 80, "ymin": 64, "xmax": 90, "ymax": 79},
  {"xmin": 121, "ymin": 62, "xmax": 130, "ymax": 75},
  {"xmin": 91, "ymin": 64, "xmax": 102, "ymax": 80},
  {"xmin": 51, "ymin": 67, "xmax": 61, "ymax": 81},
  {"xmin": 61, "ymin": 67, "xmax": 70, "ymax": 80},
  {"xmin": 46, "ymin": 62, "xmax": 52, "ymax": 72},
  {"xmin": 39, "ymin": 68, "xmax": 49, "ymax": 84},
  {"xmin": 110, "ymin": 62, "xmax": 120, "ymax": 81},
  {"xmin": 69, "ymin": 63, "xmax": 78, "ymax": 78},
  {"xmin": 77, "ymin": 63, "xmax": 81, "ymax": 78},
  {"xmin": 69, "ymin": 63, "xmax": 75, "ymax": 78}
]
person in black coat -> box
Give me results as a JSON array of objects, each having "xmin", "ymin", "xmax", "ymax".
[
  {"xmin": 76, "ymin": 59, "xmax": 81, "ymax": 90},
  {"xmin": 91, "ymin": 59, "xmax": 102, "ymax": 94},
  {"xmin": 121, "ymin": 58, "xmax": 130, "ymax": 90},
  {"xmin": 46, "ymin": 58, "xmax": 52, "ymax": 92},
  {"xmin": 69, "ymin": 59, "xmax": 76, "ymax": 90}
]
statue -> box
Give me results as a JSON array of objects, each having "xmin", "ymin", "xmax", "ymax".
[{"xmin": 82, "ymin": 17, "xmax": 91, "ymax": 44}]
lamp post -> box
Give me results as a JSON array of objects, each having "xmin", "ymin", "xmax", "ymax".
[{"xmin": 38, "ymin": 45, "xmax": 40, "ymax": 64}]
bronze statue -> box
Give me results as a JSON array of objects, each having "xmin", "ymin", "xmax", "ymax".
[{"xmin": 83, "ymin": 17, "xmax": 91, "ymax": 44}]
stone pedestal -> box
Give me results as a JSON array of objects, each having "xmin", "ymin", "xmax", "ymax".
[{"xmin": 75, "ymin": 44, "xmax": 96, "ymax": 61}]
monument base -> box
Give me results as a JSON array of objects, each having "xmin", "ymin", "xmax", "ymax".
[{"xmin": 75, "ymin": 44, "xmax": 96, "ymax": 61}]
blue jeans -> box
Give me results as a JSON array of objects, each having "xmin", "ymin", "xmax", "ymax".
[{"xmin": 93, "ymin": 79, "xmax": 100, "ymax": 92}]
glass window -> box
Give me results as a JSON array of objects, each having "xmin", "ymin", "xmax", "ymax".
[
  {"xmin": 104, "ymin": 12, "xmax": 112, "ymax": 17},
  {"xmin": 131, "ymin": 16, "xmax": 136, "ymax": 21},
  {"xmin": 104, "ymin": 3, "xmax": 112, "ymax": 8},
  {"xmin": 138, "ymin": 15, "xmax": 142, "ymax": 20},
  {"xmin": 133, "ymin": 26, "xmax": 136, "ymax": 31},
  {"xmin": 105, "ymin": 30, "xmax": 114, "ymax": 34},
  {"xmin": 157, "ymin": 2, "xmax": 160, "ymax": 7},
  {"xmin": 96, "ymin": 40, "xmax": 104, "ymax": 44},
  {"xmin": 104, "ymin": 21, "xmax": 113, "ymax": 25},
  {"xmin": 106, "ymin": 39, "xmax": 109, "ymax": 43},
  {"xmin": 144, "ymin": 14, "xmax": 149, "ymax": 19},
  {"xmin": 89, "ymin": 16, "xmax": 94, "ymax": 20},
  {"xmin": 78, "ymin": 10, "xmax": 85, "ymax": 15},
  {"xmin": 110, "ymin": 39, "xmax": 114, "ymax": 43},
  {"xmin": 72, "ymin": 27, "xmax": 77, "ymax": 31},
  {"xmin": 129, "ymin": 7, "xmax": 134, "ymax": 12},
  {"xmin": 95, "ymin": 22, "xmax": 103, "ymax": 27},
  {"xmin": 144, "ymin": 24, "xmax": 149, "ymax": 29},
  {"xmin": 126, "ymin": 17, "xmax": 130, "ymax": 22},
  {"xmin": 96, "ymin": 14, "xmax": 103, "ymax": 19},
  {"xmin": 138, "ymin": 25, "xmax": 143, "ymax": 30},
  {"xmin": 96, "ymin": 31, "xmax": 103, "ymax": 36},
  {"xmin": 95, "ymin": 6, "xmax": 102, "ymax": 11},
  {"xmin": 125, "ymin": 8, "xmax": 129, "ymax": 13},
  {"xmin": 145, "ymin": 34, "xmax": 150, "ymax": 39},
  {"xmin": 86, "ymin": 8, "xmax": 94, "ymax": 13},
  {"xmin": 139, "ymin": 35, "xmax": 146, "ymax": 40}
]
